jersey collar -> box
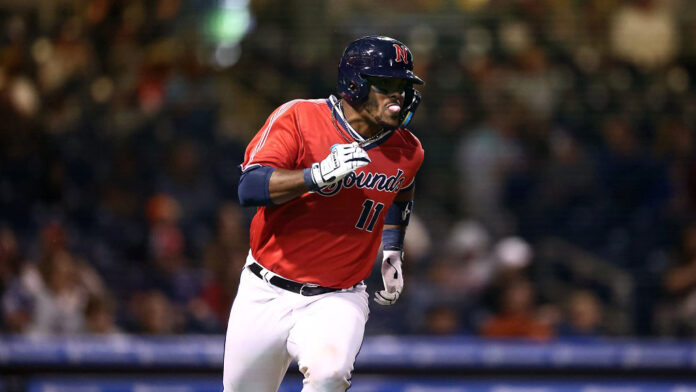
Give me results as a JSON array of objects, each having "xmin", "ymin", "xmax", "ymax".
[
  {"xmin": 326, "ymin": 95, "xmax": 395, "ymax": 150},
  {"xmin": 327, "ymin": 95, "xmax": 364, "ymax": 142}
]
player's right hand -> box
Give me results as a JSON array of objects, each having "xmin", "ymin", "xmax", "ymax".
[
  {"xmin": 374, "ymin": 250, "xmax": 404, "ymax": 306},
  {"xmin": 309, "ymin": 142, "xmax": 370, "ymax": 189}
]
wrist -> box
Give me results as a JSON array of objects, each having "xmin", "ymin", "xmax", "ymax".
[
  {"xmin": 382, "ymin": 228, "xmax": 405, "ymax": 251},
  {"xmin": 383, "ymin": 249, "xmax": 403, "ymax": 260},
  {"xmin": 303, "ymin": 166, "xmax": 320, "ymax": 191}
]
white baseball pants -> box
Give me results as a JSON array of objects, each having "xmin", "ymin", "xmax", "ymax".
[{"xmin": 222, "ymin": 253, "xmax": 370, "ymax": 392}]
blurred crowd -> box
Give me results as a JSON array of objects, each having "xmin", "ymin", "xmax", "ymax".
[{"xmin": 3, "ymin": 0, "xmax": 696, "ymax": 338}]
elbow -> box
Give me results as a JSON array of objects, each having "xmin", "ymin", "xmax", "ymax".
[
  {"xmin": 238, "ymin": 166, "xmax": 275, "ymax": 207},
  {"xmin": 237, "ymin": 187, "xmax": 256, "ymax": 207},
  {"xmin": 238, "ymin": 185, "xmax": 266, "ymax": 207}
]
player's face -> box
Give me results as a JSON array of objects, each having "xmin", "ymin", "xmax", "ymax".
[{"xmin": 362, "ymin": 77, "xmax": 409, "ymax": 130}]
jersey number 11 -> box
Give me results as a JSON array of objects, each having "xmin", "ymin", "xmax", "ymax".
[{"xmin": 355, "ymin": 199, "xmax": 384, "ymax": 232}]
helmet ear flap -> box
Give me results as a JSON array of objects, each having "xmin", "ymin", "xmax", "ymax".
[
  {"xmin": 344, "ymin": 75, "xmax": 371, "ymax": 105},
  {"xmin": 399, "ymin": 88, "xmax": 421, "ymax": 128}
]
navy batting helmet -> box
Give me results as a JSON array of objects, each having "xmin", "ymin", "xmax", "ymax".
[{"xmin": 337, "ymin": 36, "xmax": 424, "ymax": 127}]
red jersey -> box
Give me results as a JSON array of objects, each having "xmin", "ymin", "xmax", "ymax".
[{"xmin": 240, "ymin": 95, "xmax": 424, "ymax": 288}]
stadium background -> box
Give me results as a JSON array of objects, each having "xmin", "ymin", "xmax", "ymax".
[{"xmin": 2, "ymin": 0, "xmax": 696, "ymax": 391}]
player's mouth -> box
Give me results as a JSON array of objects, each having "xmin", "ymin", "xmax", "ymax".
[{"xmin": 386, "ymin": 103, "xmax": 401, "ymax": 114}]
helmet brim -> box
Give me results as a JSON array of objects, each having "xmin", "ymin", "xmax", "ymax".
[{"xmin": 360, "ymin": 71, "xmax": 424, "ymax": 85}]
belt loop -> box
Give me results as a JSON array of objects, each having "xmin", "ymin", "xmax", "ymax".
[{"xmin": 260, "ymin": 268, "xmax": 272, "ymax": 283}]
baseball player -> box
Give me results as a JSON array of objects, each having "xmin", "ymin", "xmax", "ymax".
[{"xmin": 223, "ymin": 36, "xmax": 425, "ymax": 392}]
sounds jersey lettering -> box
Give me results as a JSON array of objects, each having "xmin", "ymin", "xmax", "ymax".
[
  {"xmin": 317, "ymin": 169, "xmax": 406, "ymax": 196},
  {"xmin": 240, "ymin": 96, "xmax": 424, "ymax": 288}
]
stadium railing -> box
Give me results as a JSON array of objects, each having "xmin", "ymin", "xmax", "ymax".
[{"xmin": 2, "ymin": 335, "xmax": 696, "ymax": 392}]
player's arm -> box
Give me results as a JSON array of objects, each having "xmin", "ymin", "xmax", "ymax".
[
  {"xmin": 382, "ymin": 186, "xmax": 414, "ymax": 248},
  {"xmin": 238, "ymin": 166, "xmax": 306, "ymax": 206},
  {"xmin": 267, "ymin": 169, "xmax": 309, "ymax": 204},
  {"xmin": 238, "ymin": 143, "xmax": 370, "ymax": 206},
  {"xmin": 374, "ymin": 185, "xmax": 415, "ymax": 306}
]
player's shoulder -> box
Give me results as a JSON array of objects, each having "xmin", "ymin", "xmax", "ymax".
[
  {"xmin": 393, "ymin": 128, "xmax": 424, "ymax": 151},
  {"xmin": 392, "ymin": 128, "xmax": 424, "ymax": 167},
  {"xmin": 271, "ymin": 98, "xmax": 326, "ymax": 117}
]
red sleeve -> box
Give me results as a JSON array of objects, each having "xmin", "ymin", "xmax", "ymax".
[
  {"xmin": 241, "ymin": 100, "xmax": 303, "ymax": 172},
  {"xmin": 398, "ymin": 128, "xmax": 425, "ymax": 191}
]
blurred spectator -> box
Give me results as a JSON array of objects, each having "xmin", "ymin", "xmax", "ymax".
[
  {"xmin": 489, "ymin": 237, "xmax": 534, "ymax": 288},
  {"xmin": 0, "ymin": 227, "xmax": 30, "ymax": 332},
  {"xmin": 455, "ymin": 96, "xmax": 528, "ymax": 235},
  {"xmin": 659, "ymin": 222, "xmax": 696, "ymax": 335},
  {"xmin": 197, "ymin": 203, "xmax": 249, "ymax": 327},
  {"xmin": 493, "ymin": 236, "xmax": 533, "ymax": 272},
  {"xmin": 519, "ymin": 129, "xmax": 598, "ymax": 244},
  {"xmin": 129, "ymin": 290, "xmax": 182, "ymax": 334},
  {"xmin": 557, "ymin": 289, "xmax": 605, "ymax": 337},
  {"xmin": 38, "ymin": 221, "xmax": 68, "ymax": 260},
  {"xmin": 436, "ymin": 220, "xmax": 495, "ymax": 298},
  {"xmin": 594, "ymin": 117, "xmax": 669, "ymax": 264},
  {"xmin": 4, "ymin": 249, "xmax": 105, "ymax": 335},
  {"xmin": 0, "ymin": 227, "xmax": 24, "ymax": 290},
  {"xmin": 479, "ymin": 278, "xmax": 554, "ymax": 340},
  {"xmin": 447, "ymin": 219, "xmax": 491, "ymax": 260},
  {"xmin": 401, "ymin": 220, "xmax": 494, "ymax": 334},
  {"xmin": 84, "ymin": 294, "xmax": 122, "ymax": 335},
  {"xmin": 419, "ymin": 93, "xmax": 473, "ymax": 215},
  {"xmin": 402, "ymin": 214, "xmax": 432, "ymax": 265},
  {"xmin": 505, "ymin": 46, "xmax": 560, "ymax": 121},
  {"xmin": 610, "ymin": 0, "xmax": 679, "ymax": 70},
  {"xmin": 142, "ymin": 193, "xmax": 202, "ymax": 303},
  {"xmin": 156, "ymin": 140, "xmax": 219, "ymax": 253},
  {"xmin": 423, "ymin": 305, "xmax": 463, "ymax": 335}
]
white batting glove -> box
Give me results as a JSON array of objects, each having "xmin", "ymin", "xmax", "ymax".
[
  {"xmin": 374, "ymin": 250, "xmax": 404, "ymax": 306},
  {"xmin": 309, "ymin": 142, "xmax": 370, "ymax": 189}
]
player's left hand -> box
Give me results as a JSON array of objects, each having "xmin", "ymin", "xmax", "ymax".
[{"xmin": 374, "ymin": 250, "xmax": 404, "ymax": 306}]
